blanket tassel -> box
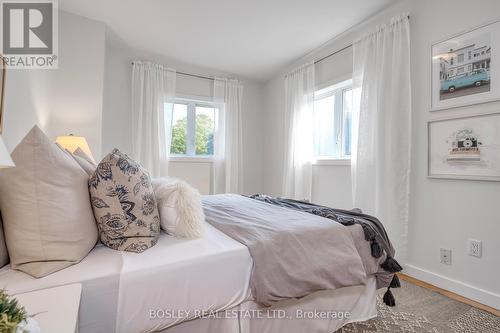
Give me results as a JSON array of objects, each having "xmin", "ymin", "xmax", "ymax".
[
  {"xmin": 371, "ymin": 241, "xmax": 382, "ymax": 258},
  {"xmin": 381, "ymin": 257, "xmax": 403, "ymax": 273},
  {"xmin": 383, "ymin": 288, "xmax": 396, "ymax": 307},
  {"xmin": 390, "ymin": 274, "xmax": 401, "ymax": 288}
]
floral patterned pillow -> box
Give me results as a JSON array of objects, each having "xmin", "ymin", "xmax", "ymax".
[{"xmin": 89, "ymin": 149, "xmax": 160, "ymax": 252}]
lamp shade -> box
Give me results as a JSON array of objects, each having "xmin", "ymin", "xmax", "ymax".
[
  {"xmin": 56, "ymin": 134, "xmax": 94, "ymax": 162},
  {"xmin": 0, "ymin": 136, "xmax": 15, "ymax": 168}
]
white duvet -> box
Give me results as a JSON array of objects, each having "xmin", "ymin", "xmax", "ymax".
[
  {"xmin": 116, "ymin": 224, "xmax": 252, "ymax": 333},
  {"xmin": 0, "ymin": 224, "xmax": 253, "ymax": 333}
]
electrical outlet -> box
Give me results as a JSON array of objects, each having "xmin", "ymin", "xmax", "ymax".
[
  {"xmin": 468, "ymin": 239, "xmax": 482, "ymax": 258},
  {"xmin": 440, "ymin": 248, "xmax": 452, "ymax": 265}
]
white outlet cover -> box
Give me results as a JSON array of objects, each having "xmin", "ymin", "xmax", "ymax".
[
  {"xmin": 440, "ymin": 248, "xmax": 452, "ymax": 265},
  {"xmin": 468, "ymin": 239, "xmax": 482, "ymax": 258}
]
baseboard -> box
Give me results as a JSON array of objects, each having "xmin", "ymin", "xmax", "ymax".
[{"xmin": 403, "ymin": 264, "xmax": 500, "ymax": 312}]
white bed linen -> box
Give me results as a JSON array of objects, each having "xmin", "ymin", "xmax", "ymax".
[
  {"xmin": 0, "ymin": 224, "xmax": 376, "ymax": 333},
  {"xmin": 115, "ymin": 223, "xmax": 252, "ymax": 333},
  {"xmin": 160, "ymin": 277, "xmax": 377, "ymax": 333},
  {"xmin": 0, "ymin": 224, "xmax": 252, "ymax": 333},
  {"xmin": 0, "ymin": 245, "xmax": 123, "ymax": 333},
  {"xmin": 239, "ymin": 277, "xmax": 377, "ymax": 333}
]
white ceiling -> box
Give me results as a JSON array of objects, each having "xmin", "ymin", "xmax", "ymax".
[{"xmin": 60, "ymin": 0, "xmax": 397, "ymax": 82}]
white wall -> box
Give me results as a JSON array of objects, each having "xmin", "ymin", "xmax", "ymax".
[
  {"xmin": 102, "ymin": 33, "xmax": 265, "ymax": 195},
  {"xmin": 3, "ymin": 10, "xmax": 265, "ymax": 196},
  {"xmin": 3, "ymin": 12, "xmax": 106, "ymax": 158},
  {"xmin": 263, "ymin": 0, "xmax": 500, "ymax": 308}
]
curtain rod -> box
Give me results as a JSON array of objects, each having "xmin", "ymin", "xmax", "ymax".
[
  {"xmin": 314, "ymin": 15, "xmax": 410, "ymax": 65},
  {"xmin": 131, "ymin": 62, "xmax": 215, "ymax": 81}
]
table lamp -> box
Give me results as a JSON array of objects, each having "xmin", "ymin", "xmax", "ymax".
[
  {"xmin": 56, "ymin": 134, "xmax": 94, "ymax": 162},
  {"xmin": 0, "ymin": 136, "xmax": 14, "ymax": 168}
]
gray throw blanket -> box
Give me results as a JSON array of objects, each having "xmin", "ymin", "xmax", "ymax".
[
  {"xmin": 248, "ymin": 194, "xmax": 402, "ymax": 305},
  {"xmin": 202, "ymin": 194, "xmax": 398, "ymax": 307}
]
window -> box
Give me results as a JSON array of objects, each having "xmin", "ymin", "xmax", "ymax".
[
  {"xmin": 313, "ymin": 79, "xmax": 353, "ymax": 159},
  {"xmin": 457, "ymin": 53, "xmax": 464, "ymax": 63},
  {"xmin": 168, "ymin": 99, "xmax": 217, "ymax": 157}
]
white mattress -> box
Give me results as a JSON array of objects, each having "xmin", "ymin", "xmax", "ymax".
[{"xmin": 0, "ymin": 224, "xmax": 253, "ymax": 333}]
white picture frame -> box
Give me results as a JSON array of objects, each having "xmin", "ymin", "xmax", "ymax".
[
  {"xmin": 431, "ymin": 19, "xmax": 500, "ymax": 111},
  {"xmin": 428, "ymin": 112, "xmax": 500, "ymax": 181}
]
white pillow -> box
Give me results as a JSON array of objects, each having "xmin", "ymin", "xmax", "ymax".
[{"xmin": 152, "ymin": 178, "xmax": 205, "ymax": 238}]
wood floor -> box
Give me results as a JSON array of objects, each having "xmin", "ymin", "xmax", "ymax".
[{"xmin": 398, "ymin": 273, "xmax": 500, "ymax": 317}]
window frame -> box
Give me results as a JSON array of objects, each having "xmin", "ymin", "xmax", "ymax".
[
  {"xmin": 168, "ymin": 97, "xmax": 217, "ymax": 162},
  {"xmin": 312, "ymin": 78, "xmax": 353, "ymax": 163}
]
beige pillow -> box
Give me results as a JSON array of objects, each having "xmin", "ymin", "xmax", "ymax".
[
  {"xmin": 89, "ymin": 149, "xmax": 160, "ymax": 252},
  {"xmin": 69, "ymin": 150, "xmax": 96, "ymax": 176},
  {"xmin": 74, "ymin": 147, "xmax": 96, "ymax": 165},
  {"xmin": 0, "ymin": 126, "xmax": 98, "ymax": 277},
  {"xmin": 0, "ymin": 217, "xmax": 9, "ymax": 268}
]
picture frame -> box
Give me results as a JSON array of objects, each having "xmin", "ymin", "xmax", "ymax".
[
  {"xmin": 0, "ymin": 55, "xmax": 5, "ymax": 134},
  {"xmin": 428, "ymin": 112, "xmax": 500, "ymax": 181},
  {"xmin": 430, "ymin": 19, "xmax": 500, "ymax": 111}
]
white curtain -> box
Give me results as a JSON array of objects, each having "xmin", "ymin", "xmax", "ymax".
[
  {"xmin": 213, "ymin": 77, "xmax": 243, "ymax": 194},
  {"xmin": 282, "ymin": 62, "xmax": 315, "ymax": 201},
  {"xmin": 351, "ymin": 15, "xmax": 411, "ymax": 258},
  {"xmin": 131, "ymin": 61, "xmax": 176, "ymax": 178}
]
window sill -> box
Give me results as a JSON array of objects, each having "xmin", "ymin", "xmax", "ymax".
[
  {"xmin": 169, "ymin": 156, "xmax": 213, "ymax": 163},
  {"xmin": 312, "ymin": 158, "xmax": 351, "ymax": 166}
]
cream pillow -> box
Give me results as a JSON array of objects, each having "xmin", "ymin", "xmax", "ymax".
[
  {"xmin": 69, "ymin": 150, "xmax": 96, "ymax": 176},
  {"xmin": 74, "ymin": 147, "xmax": 96, "ymax": 165},
  {"xmin": 54, "ymin": 143, "xmax": 96, "ymax": 177},
  {"xmin": 0, "ymin": 126, "xmax": 98, "ymax": 277},
  {"xmin": 152, "ymin": 178, "xmax": 205, "ymax": 238},
  {"xmin": 89, "ymin": 149, "xmax": 160, "ymax": 252}
]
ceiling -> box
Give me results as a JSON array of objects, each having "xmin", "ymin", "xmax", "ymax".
[{"xmin": 60, "ymin": 0, "xmax": 397, "ymax": 82}]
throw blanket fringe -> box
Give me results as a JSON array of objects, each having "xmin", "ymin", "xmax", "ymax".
[{"xmin": 248, "ymin": 194, "xmax": 402, "ymax": 306}]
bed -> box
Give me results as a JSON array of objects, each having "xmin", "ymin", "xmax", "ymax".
[{"xmin": 0, "ymin": 194, "xmax": 393, "ymax": 333}]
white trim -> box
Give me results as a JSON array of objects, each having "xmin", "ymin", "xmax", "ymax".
[
  {"xmin": 315, "ymin": 74, "xmax": 353, "ymax": 92},
  {"xmin": 174, "ymin": 93, "xmax": 213, "ymax": 103},
  {"xmin": 404, "ymin": 263, "xmax": 500, "ymax": 310},
  {"xmin": 169, "ymin": 156, "xmax": 213, "ymax": 163},
  {"xmin": 314, "ymin": 78, "xmax": 352, "ymax": 99},
  {"xmin": 312, "ymin": 158, "xmax": 351, "ymax": 166}
]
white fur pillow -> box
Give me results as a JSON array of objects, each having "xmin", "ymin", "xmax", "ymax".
[{"xmin": 152, "ymin": 178, "xmax": 205, "ymax": 238}]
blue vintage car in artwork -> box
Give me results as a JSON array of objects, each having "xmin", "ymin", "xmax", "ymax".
[{"xmin": 441, "ymin": 69, "xmax": 490, "ymax": 93}]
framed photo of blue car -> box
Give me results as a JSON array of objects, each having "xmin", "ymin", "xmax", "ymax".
[{"xmin": 431, "ymin": 19, "xmax": 500, "ymax": 111}]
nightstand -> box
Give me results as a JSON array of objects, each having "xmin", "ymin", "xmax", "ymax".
[{"xmin": 13, "ymin": 283, "xmax": 82, "ymax": 333}]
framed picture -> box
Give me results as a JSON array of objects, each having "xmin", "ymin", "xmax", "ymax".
[
  {"xmin": 0, "ymin": 55, "xmax": 4, "ymax": 134},
  {"xmin": 428, "ymin": 112, "xmax": 500, "ymax": 181},
  {"xmin": 431, "ymin": 19, "xmax": 500, "ymax": 111}
]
